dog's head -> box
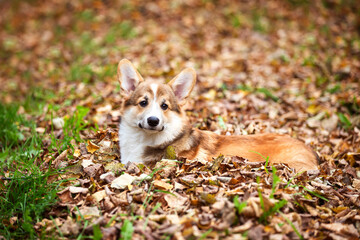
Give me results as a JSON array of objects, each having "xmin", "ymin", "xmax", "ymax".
[{"xmin": 118, "ymin": 59, "xmax": 196, "ymax": 133}]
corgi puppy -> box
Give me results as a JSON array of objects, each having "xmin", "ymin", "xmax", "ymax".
[{"xmin": 117, "ymin": 59, "xmax": 319, "ymax": 171}]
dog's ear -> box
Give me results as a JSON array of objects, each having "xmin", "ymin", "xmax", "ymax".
[
  {"xmin": 168, "ymin": 68, "xmax": 196, "ymax": 101},
  {"xmin": 117, "ymin": 59, "xmax": 144, "ymax": 95}
]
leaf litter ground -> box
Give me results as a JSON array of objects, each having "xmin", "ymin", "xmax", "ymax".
[{"xmin": 0, "ymin": 0, "xmax": 360, "ymax": 239}]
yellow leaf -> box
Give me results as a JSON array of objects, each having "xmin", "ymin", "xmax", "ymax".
[
  {"xmin": 306, "ymin": 104, "xmax": 320, "ymax": 115},
  {"xmin": 86, "ymin": 140, "xmax": 100, "ymax": 154},
  {"xmin": 199, "ymin": 192, "xmax": 216, "ymax": 204},
  {"xmin": 202, "ymin": 89, "xmax": 217, "ymax": 100},
  {"xmin": 331, "ymin": 206, "xmax": 348, "ymax": 213},
  {"xmin": 73, "ymin": 149, "xmax": 81, "ymax": 158},
  {"xmin": 165, "ymin": 146, "xmax": 176, "ymax": 160}
]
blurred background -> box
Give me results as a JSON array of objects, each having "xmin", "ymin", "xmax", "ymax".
[{"xmin": 0, "ymin": 0, "xmax": 359, "ymax": 136}]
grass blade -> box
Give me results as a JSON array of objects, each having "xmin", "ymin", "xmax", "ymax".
[{"xmin": 120, "ymin": 219, "xmax": 134, "ymax": 240}]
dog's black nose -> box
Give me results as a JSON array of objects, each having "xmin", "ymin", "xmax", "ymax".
[{"xmin": 147, "ymin": 116, "xmax": 159, "ymax": 127}]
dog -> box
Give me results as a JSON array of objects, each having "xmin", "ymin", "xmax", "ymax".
[{"xmin": 117, "ymin": 59, "xmax": 319, "ymax": 171}]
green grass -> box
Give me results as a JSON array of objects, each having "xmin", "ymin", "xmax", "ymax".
[
  {"xmin": 242, "ymin": 152, "xmax": 304, "ymax": 238},
  {"xmin": 269, "ymin": 167, "xmax": 281, "ymax": 199},
  {"xmin": 48, "ymin": 105, "xmax": 90, "ymax": 154},
  {"xmin": 105, "ymin": 21, "xmax": 138, "ymax": 44},
  {"xmin": 23, "ymin": 88, "xmax": 56, "ymax": 114},
  {"xmin": 337, "ymin": 112, "xmax": 352, "ymax": 130},
  {"xmin": 252, "ymin": 10, "xmax": 269, "ymax": 33},
  {"xmin": 237, "ymin": 85, "xmax": 280, "ymax": 102},
  {"xmin": 120, "ymin": 219, "xmax": 134, "ymax": 240},
  {"xmin": 69, "ymin": 63, "xmax": 95, "ymax": 83},
  {"xmin": 233, "ymin": 195, "xmax": 247, "ymax": 214},
  {"xmin": 0, "ymin": 103, "xmax": 63, "ymax": 239},
  {"xmin": 198, "ymin": 228, "xmax": 213, "ymax": 240},
  {"xmin": 233, "ymin": 170, "xmax": 305, "ymax": 238}
]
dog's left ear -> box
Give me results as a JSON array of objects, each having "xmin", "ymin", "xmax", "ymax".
[
  {"xmin": 117, "ymin": 59, "xmax": 144, "ymax": 96},
  {"xmin": 168, "ymin": 68, "xmax": 196, "ymax": 101}
]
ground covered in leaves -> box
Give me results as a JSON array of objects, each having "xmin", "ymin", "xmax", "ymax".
[{"xmin": 1, "ymin": 0, "xmax": 360, "ymax": 239}]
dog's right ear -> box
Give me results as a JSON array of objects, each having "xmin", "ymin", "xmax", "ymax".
[{"xmin": 117, "ymin": 59, "xmax": 144, "ymax": 95}]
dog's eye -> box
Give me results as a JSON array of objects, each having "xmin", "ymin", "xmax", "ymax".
[
  {"xmin": 139, "ymin": 100, "xmax": 148, "ymax": 107},
  {"xmin": 161, "ymin": 103, "xmax": 168, "ymax": 110}
]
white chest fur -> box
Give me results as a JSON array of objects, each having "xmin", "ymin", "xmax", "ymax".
[
  {"xmin": 119, "ymin": 121, "xmax": 147, "ymax": 164},
  {"xmin": 119, "ymin": 111, "xmax": 184, "ymax": 164}
]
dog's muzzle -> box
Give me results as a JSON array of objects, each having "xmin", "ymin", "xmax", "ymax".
[{"xmin": 138, "ymin": 117, "xmax": 164, "ymax": 132}]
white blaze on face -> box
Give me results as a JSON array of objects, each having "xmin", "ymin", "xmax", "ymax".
[
  {"xmin": 150, "ymin": 83, "xmax": 158, "ymax": 101},
  {"xmin": 141, "ymin": 83, "xmax": 164, "ymax": 131}
]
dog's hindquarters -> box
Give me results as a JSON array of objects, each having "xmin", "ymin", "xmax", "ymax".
[{"xmin": 174, "ymin": 130, "xmax": 318, "ymax": 171}]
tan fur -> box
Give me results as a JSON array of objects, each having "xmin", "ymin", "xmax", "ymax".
[{"xmin": 173, "ymin": 128, "xmax": 318, "ymax": 171}]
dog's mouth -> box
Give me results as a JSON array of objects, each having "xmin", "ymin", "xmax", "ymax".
[{"xmin": 138, "ymin": 123, "xmax": 164, "ymax": 132}]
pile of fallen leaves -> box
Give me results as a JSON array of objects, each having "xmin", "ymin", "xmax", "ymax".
[
  {"xmin": 1, "ymin": 0, "xmax": 360, "ymax": 239},
  {"xmin": 34, "ymin": 127, "xmax": 360, "ymax": 239}
]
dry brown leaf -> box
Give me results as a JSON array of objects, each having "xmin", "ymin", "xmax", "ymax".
[
  {"xmin": 100, "ymin": 172, "xmax": 116, "ymax": 183},
  {"xmin": 232, "ymin": 220, "xmax": 253, "ymax": 233},
  {"xmin": 92, "ymin": 190, "xmax": 106, "ymax": 202},
  {"xmin": 59, "ymin": 217, "xmax": 80, "ymax": 236},
  {"xmin": 153, "ymin": 180, "xmax": 173, "ymax": 191},
  {"xmin": 321, "ymin": 223, "xmax": 359, "ymax": 238},
  {"xmin": 56, "ymin": 187, "xmax": 73, "ymax": 204},
  {"xmin": 164, "ymin": 192, "xmax": 188, "ymax": 211},
  {"xmin": 83, "ymin": 163, "xmax": 102, "ymax": 178},
  {"xmin": 77, "ymin": 206, "xmax": 100, "ymax": 220},
  {"xmin": 352, "ymin": 179, "xmax": 360, "ymax": 190},
  {"xmin": 110, "ymin": 191, "xmax": 129, "ymax": 206},
  {"xmin": 52, "ymin": 149, "xmax": 68, "ymax": 168}
]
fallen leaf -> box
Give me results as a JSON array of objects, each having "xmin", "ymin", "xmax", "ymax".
[
  {"xmin": 69, "ymin": 186, "xmax": 89, "ymax": 194},
  {"xmin": 111, "ymin": 173, "xmax": 136, "ymax": 189},
  {"xmin": 87, "ymin": 140, "xmax": 100, "ymax": 154},
  {"xmin": 104, "ymin": 161, "xmax": 125, "ymax": 173},
  {"xmin": 352, "ymin": 179, "xmax": 360, "ymax": 190},
  {"xmin": 52, "ymin": 149, "xmax": 68, "ymax": 168},
  {"xmin": 154, "ymin": 159, "xmax": 177, "ymax": 178},
  {"xmin": 57, "ymin": 187, "xmax": 73, "ymax": 204},
  {"xmin": 83, "ymin": 163, "xmax": 102, "ymax": 178},
  {"xmin": 164, "ymin": 192, "xmax": 188, "ymax": 211},
  {"xmin": 306, "ymin": 112, "xmax": 325, "ymax": 128},
  {"xmin": 153, "ymin": 180, "xmax": 173, "ymax": 191},
  {"xmin": 92, "ymin": 190, "xmax": 106, "ymax": 202},
  {"xmin": 73, "ymin": 149, "xmax": 81, "ymax": 158},
  {"xmin": 199, "ymin": 192, "xmax": 216, "ymax": 204},
  {"xmin": 35, "ymin": 127, "xmax": 46, "ymax": 133},
  {"xmin": 52, "ymin": 117, "xmax": 65, "ymax": 130},
  {"xmin": 59, "ymin": 217, "xmax": 80, "ymax": 236},
  {"xmin": 77, "ymin": 206, "xmax": 100, "ymax": 220},
  {"xmin": 232, "ymin": 220, "xmax": 253, "ymax": 233},
  {"xmin": 321, "ymin": 114, "xmax": 338, "ymax": 132},
  {"xmin": 100, "ymin": 172, "xmax": 116, "ymax": 183},
  {"xmin": 82, "ymin": 159, "xmax": 94, "ymax": 168},
  {"xmin": 321, "ymin": 223, "xmax": 359, "ymax": 238}
]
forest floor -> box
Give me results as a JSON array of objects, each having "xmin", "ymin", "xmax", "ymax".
[{"xmin": 0, "ymin": 0, "xmax": 360, "ymax": 239}]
